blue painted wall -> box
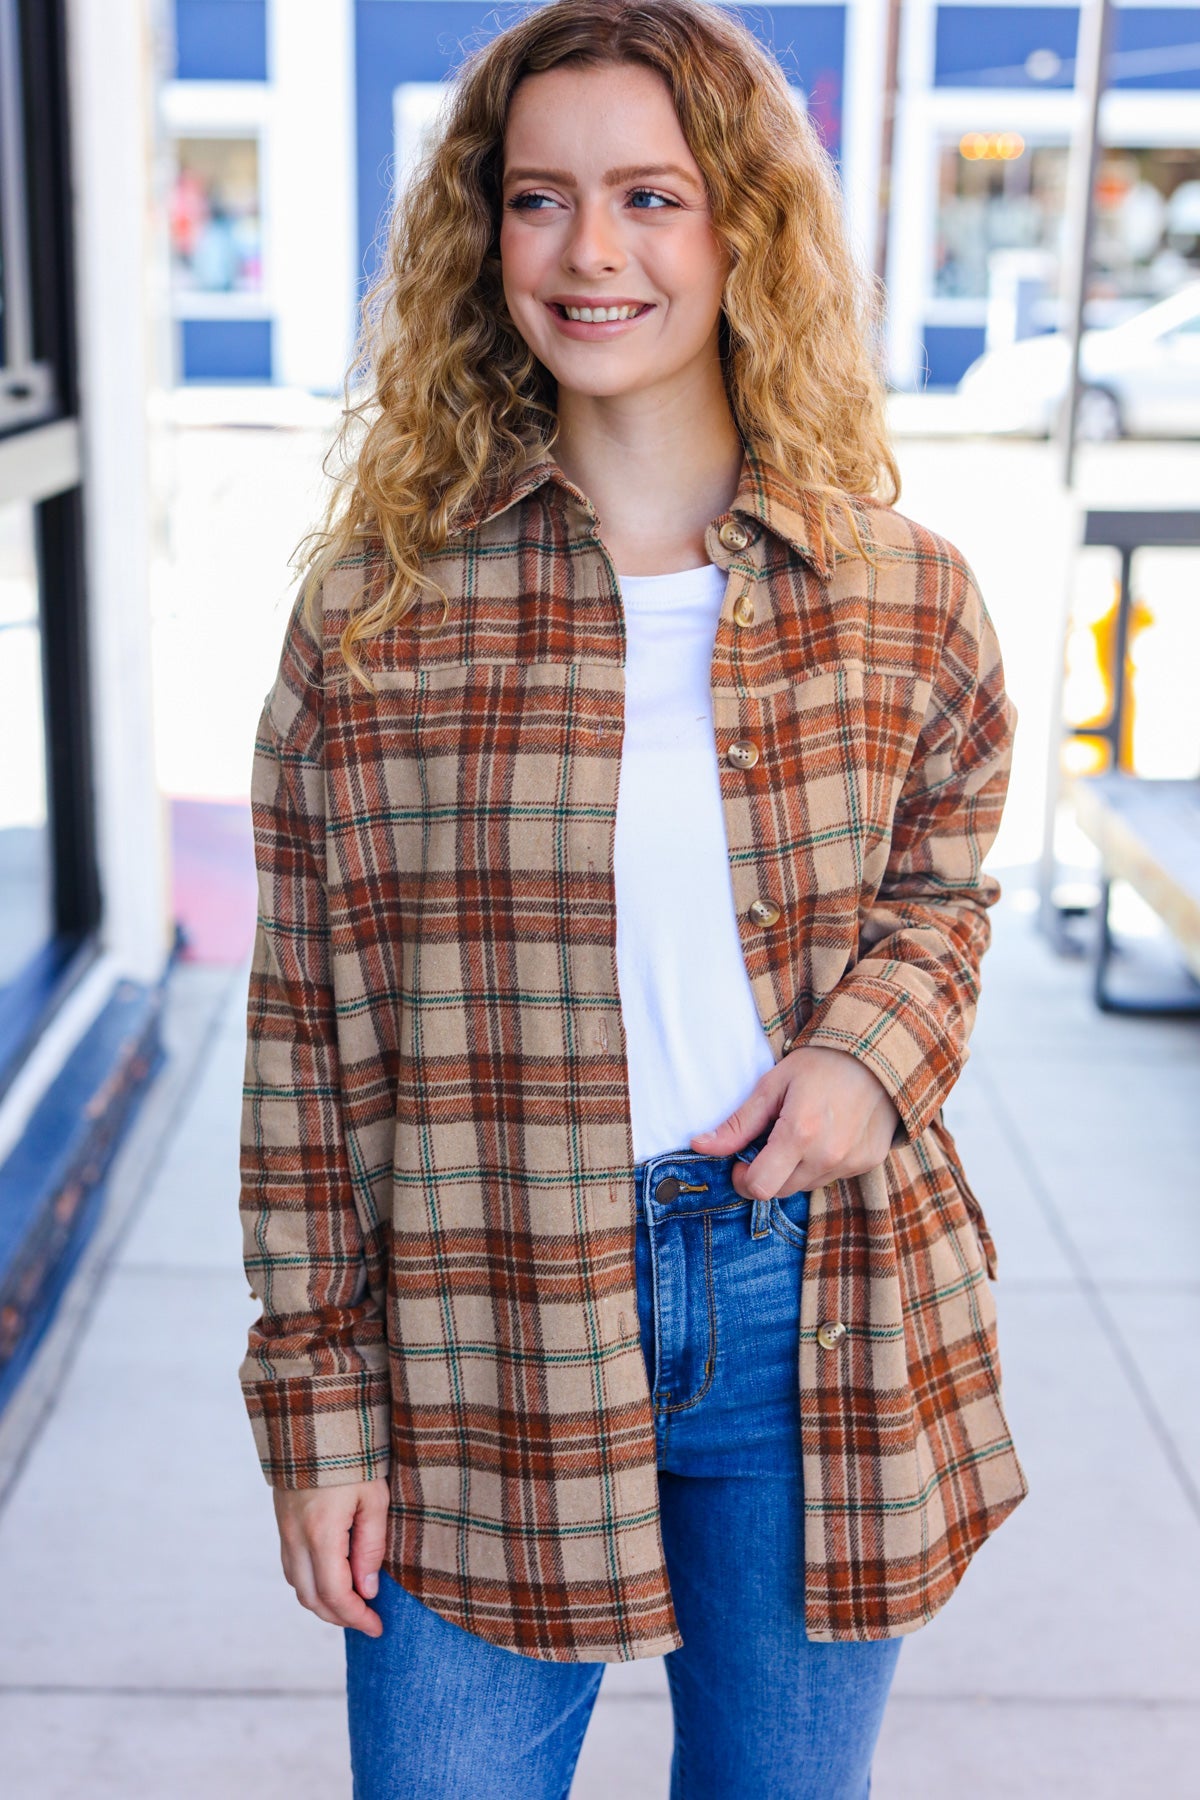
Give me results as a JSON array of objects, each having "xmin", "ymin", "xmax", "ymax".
[
  {"xmin": 174, "ymin": 0, "xmax": 269, "ymax": 81},
  {"xmin": 180, "ymin": 318, "xmax": 273, "ymax": 381},
  {"xmin": 354, "ymin": 1, "xmax": 847, "ymax": 291},
  {"xmin": 935, "ymin": 6, "xmax": 1200, "ymax": 91}
]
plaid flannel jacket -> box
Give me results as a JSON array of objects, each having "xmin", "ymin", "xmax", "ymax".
[{"xmin": 239, "ymin": 437, "xmax": 1029, "ymax": 1661}]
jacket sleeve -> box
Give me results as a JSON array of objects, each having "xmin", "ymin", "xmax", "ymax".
[
  {"xmin": 237, "ymin": 596, "xmax": 391, "ymax": 1488},
  {"xmin": 793, "ymin": 558, "xmax": 1017, "ymax": 1147}
]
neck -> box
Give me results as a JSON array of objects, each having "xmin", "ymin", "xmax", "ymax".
[{"xmin": 549, "ymin": 362, "xmax": 745, "ymax": 576}]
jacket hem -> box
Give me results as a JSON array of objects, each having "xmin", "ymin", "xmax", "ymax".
[{"xmin": 379, "ymin": 1552, "xmax": 684, "ymax": 1663}]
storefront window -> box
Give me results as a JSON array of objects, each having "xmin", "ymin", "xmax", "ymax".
[
  {"xmin": 935, "ymin": 142, "xmax": 1200, "ymax": 306},
  {"xmin": 169, "ymin": 135, "xmax": 263, "ymax": 296},
  {"xmin": 0, "ymin": 502, "xmax": 51, "ymax": 999},
  {"xmin": 935, "ymin": 140, "xmax": 1068, "ymax": 300},
  {"xmin": 1091, "ymin": 150, "xmax": 1200, "ymax": 302}
]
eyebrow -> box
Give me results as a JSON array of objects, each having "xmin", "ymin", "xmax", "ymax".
[{"xmin": 503, "ymin": 162, "xmax": 703, "ymax": 191}]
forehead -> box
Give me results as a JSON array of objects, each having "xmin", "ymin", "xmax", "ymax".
[{"xmin": 503, "ymin": 62, "xmax": 696, "ymax": 167}]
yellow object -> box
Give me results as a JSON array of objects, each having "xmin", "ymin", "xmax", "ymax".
[
  {"xmin": 959, "ymin": 132, "xmax": 1025, "ymax": 161},
  {"xmin": 1062, "ymin": 578, "xmax": 1154, "ymax": 775}
]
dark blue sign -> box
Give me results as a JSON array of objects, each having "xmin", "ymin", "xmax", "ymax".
[
  {"xmin": 174, "ymin": 0, "xmax": 269, "ymax": 82},
  {"xmin": 935, "ymin": 5, "xmax": 1200, "ymax": 92}
]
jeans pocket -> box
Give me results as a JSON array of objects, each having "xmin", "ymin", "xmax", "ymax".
[{"xmin": 768, "ymin": 1188, "xmax": 810, "ymax": 1248}]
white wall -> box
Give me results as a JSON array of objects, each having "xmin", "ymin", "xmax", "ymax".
[
  {"xmin": 841, "ymin": 0, "xmax": 890, "ymax": 286},
  {"xmin": 267, "ymin": 0, "xmax": 357, "ymax": 391},
  {"xmin": 66, "ymin": 0, "xmax": 172, "ymax": 984}
]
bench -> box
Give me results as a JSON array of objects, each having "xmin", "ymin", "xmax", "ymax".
[{"xmin": 1067, "ymin": 509, "xmax": 1200, "ymax": 1014}]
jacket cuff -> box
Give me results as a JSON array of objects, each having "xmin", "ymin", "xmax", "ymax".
[
  {"xmin": 241, "ymin": 1367, "xmax": 392, "ymax": 1489},
  {"xmin": 793, "ymin": 976, "xmax": 963, "ymax": 1147}
]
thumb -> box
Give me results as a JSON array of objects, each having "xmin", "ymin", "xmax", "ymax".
[
  {"xmin": 690, "ymin": 1087, "xmax": 777, "ymax": 1153},
  {"xmin": 349, "ymin": 1482, "xmax": 390, "ymax": 1601}
]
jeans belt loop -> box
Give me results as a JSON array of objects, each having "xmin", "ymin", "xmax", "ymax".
[{"xmin": 751, "ymin": 1196, "xmax": 771, "ymax": 1239}]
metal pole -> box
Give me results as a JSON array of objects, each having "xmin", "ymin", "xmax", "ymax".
[
  {"xmin": 1038, "ymin": 0, "xmax": 1116, "ymax": 943},
  {"xmin": 873, "ymin": 0, "xmax": 903, "ymax": 290},
  {"xmin": 1058, "ymin": 0, "xmax": 1115, "ymax": 488}
]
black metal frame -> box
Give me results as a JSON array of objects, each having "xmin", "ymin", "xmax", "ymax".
[
  {"xmin": 0, "ymin": 0, "xmax": 101, "ymax": 1098},
  {"xmin": 1070, "ymin": 509, "xmax": 1200, "ymax": 1015},
  {"xmin": 19, "ymin": 0, "xmax": 79, "ymax": 416}
]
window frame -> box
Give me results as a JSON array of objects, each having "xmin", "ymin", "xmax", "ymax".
[{"xmin": 0, "ymin": 0, "xmax": 101, "ymax": 1101}]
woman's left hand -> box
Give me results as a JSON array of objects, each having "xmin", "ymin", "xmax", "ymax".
[{"xmin": 690, "ymin": 1045, "xmax": 901, "ymax": 1197}]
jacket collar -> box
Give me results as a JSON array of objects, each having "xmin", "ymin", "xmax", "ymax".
[
  {"xmin": 728, "ymin": 440, "xmax": 837, "ymax": 580},
  {"xmin": 451, "ymin": 435, "xmax": 837, "ymax": 579}
]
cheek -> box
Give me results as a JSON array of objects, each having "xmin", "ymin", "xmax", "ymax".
[
  {"xmin": 663, "ymin": 232, "xmax": 728, "ymax": 329},
  {"xmin": 499, "ymin": 225, "xmax": 545, "ymax": 309},
  {"xmin": 695, "ymin": 229, "xmax": 731, "ymax": 303}
]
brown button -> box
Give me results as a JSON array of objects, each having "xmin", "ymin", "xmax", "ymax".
[
  {"xmin": 747, "ymin": 897, "xmax": 781, "ymax": 926},
  {"xmin": 719, "ymin": 518, "xmax": 751, "ymax": 550},
  {"xmin": 817, "ymin": 1320, "xmax": 848, "ymax": 1350},
  {"xmin": 733, "ymin": 593, "xmax": 755, "ymax": 627},
  {"xmin": 726, "ymin": 739, "xmax": 760, "ymax": 769},
  {"xmin": 656, "ymin": 1176, "xmax": 681, "ymax": 1202}
]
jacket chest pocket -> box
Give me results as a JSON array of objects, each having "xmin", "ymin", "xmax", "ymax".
[
  {"xmin": 715, "ymin": 662, "xmax": 928, "ymax": 1016},
  {"xmin": 721, "ymin": 664, "xmax": 903, "ymax": 917},
  {"xmin": 343, "ymin": 660, "xmax": 623, "ymax": 894}
]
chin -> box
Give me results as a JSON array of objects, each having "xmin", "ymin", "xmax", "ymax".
[
  {"xmin": 551, "ymin": 372, "xmax": 654, "ymax": 400},
  {"xmin": 536, "ymin": 347, "xmax": 659, "ymax": 392}
]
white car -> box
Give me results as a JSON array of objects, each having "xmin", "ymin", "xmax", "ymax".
[{"xmin": 956, "ymin": 280, "xmax": 1200, "ymax": 438}]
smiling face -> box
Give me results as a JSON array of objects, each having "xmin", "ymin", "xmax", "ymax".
[{"xmin": 499, "ymin": 61, "xmax": 731, "ymax": 404}]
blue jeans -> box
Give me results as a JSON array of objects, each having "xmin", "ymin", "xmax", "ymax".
[{"xmin": 345, "ymin": 1131, "xmax": 902, "ymax": 1798}]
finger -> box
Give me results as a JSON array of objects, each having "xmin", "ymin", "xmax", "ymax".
[
  {"xmin": 349, "ymin": 1487, "xmax": 390, "ymax": 1602},
  {"xmin": 690, "ymin": 1086, "xmax": 780, "ymax": 1156},
  {"xmin": 734, "ymin": 1149, "xmax": 808, "ymax": 1202},
  {"xmin": 286, "ymin": 1543, "xmax": 344, "ymax": 1626},
  {"xmin": 311, "ymin": 1534, "xmax": 384, "ymax": 1636}
]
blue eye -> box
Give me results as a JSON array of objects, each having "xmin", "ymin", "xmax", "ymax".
[
  {"xmin": 628, "ymin": 189, "xmax": 677, "ymax": 209},
  {"xmin": 506, "ymin": 192, "xmax": 557, "ymax": 211}
]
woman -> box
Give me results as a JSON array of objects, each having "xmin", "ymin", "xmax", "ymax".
[{"xmin": 238, "ymin": 2, "xmax": 1028, "ymax": 1795}]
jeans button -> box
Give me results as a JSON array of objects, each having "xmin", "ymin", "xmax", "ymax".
[{"xmin": 656, "ymin": 1176, "xmax": 681, "ymax": 1203}]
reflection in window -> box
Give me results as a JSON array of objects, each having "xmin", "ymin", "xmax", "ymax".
[
  {"xmin": 169, "ymin": 136, "xmax": 262, "ymax": 295},
  {"xmin": 0, "ymin": 503, "xmax": 51, "ymax": 993},
  {"xmin": 935, "ymin": 142, "xmax": 1200, "ymax": 306},
  {"xmin": 1090, "ymin": 151, "xmax": 1200, "ymax": 302},
  {"xmin": 935, "ymin": 142, "xmax": 1068, "ymax": 300}
]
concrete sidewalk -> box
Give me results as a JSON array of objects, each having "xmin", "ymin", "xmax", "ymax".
[{"xmin": 0, "ymin": 881, "xmax": 1198, "ymax": 1798}]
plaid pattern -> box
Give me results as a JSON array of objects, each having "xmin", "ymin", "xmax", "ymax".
[{"xmin": 239, "ymin": 438, "xmax": 1028, "ymax": 1660}]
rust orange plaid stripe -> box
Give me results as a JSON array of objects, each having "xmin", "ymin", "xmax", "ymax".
[{"xmin": 238, "ymin": 438, "xmax": 1028, "ymax": 1660}]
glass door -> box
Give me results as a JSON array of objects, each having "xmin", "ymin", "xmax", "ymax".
[{"xmin": 0, "ymin": 0, "xmax": 98, "ymax": 1093}]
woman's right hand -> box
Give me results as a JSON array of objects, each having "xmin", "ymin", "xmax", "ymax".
[{"xmin": 272, "ymin": 1475, "xmax": 391, "ymax": 1637}]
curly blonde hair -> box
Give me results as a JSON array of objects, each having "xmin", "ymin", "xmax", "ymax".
[{"xmin": 299, "ymin": 0, "xmax": 901, "ymax": 689}]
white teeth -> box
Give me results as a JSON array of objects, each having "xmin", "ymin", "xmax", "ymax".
[{"xmin": 562, "ymin": 303, "xmax": 644, "ymax": 322}]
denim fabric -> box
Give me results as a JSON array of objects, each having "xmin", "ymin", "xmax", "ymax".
[{"xmin": 344, "ymin": 1129, "xmax": 902, "ymax": 1799}]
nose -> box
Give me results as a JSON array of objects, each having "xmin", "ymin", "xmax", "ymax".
[{"xmin": 563, "ymin": 197, "xmax": 626, "ymax": 277}]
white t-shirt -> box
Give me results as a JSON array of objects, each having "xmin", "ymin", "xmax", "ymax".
[{"xmin": 614, "ymin": 563, "xmax": 778, "ymax": 1163}]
